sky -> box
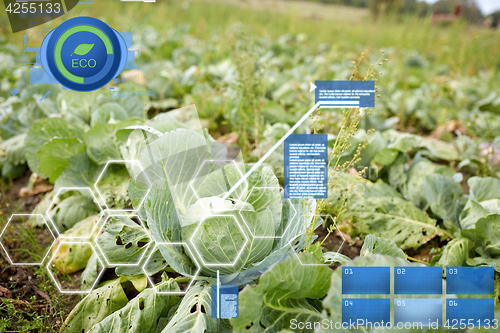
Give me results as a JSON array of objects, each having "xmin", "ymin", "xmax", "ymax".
[{"xmin": 421, "ymin": 0, "xmax": 500, "ymax": 15}]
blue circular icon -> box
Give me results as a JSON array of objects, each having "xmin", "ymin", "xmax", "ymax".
[{"xmin": 41, "ymin": 17, "xmax": 127, "ymax": 92}]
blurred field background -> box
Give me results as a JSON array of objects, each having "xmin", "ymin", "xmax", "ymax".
[{"xmin": 2, "ymin": 0, "xmax": 500, "ymax": 71}]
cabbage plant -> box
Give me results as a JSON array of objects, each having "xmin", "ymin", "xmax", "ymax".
[
  {"xmin": 126, "ymin": 126, "xmax": 319, "ymax": 284},
  {"xmin": 59, "ymin": 125, "xmax": 321, "ymax": 332}
]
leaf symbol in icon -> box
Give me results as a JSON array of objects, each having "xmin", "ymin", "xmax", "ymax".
[{"xmin": 71, "ymin": 43, "xmax": 95, "ymax": 56}]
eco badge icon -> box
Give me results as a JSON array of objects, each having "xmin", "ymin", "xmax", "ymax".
[{"xmin": 41, "ymin": 16, "xmax": 128, "ymax": 92}]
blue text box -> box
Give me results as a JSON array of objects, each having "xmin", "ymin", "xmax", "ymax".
[
  {"xmin": 315, "ymin": 81, "xmax": 375, "ymax": 108},
  {"xmin": 394, "ymin": 299, "xmax": 442, "ymax": 327},
  {"xmin": 211, "ymin": 285, "xmax": 239, "ymax": 319},
  {"xmin": 342, "ymin": 299, "xmax": 390, "ymax": 327},
  {"xmin": 446, "ymin": 267, "xmax": 494, "ymax": 295},
  {"xmin": 284, "ymin": 134, "xmax": 328, "ymax": 199},
  {"xmin": 342, "ymin": 267, "xmax": 390, "ymax": 294},
  {"xmin": 394, "ymin": 267, "xmax": 442, "ymax": 294},
  {"xmin": 446, "ymin": 299, "xmax": 494, "ymax": 327}
]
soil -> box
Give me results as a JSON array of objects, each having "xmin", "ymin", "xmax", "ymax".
[
  {"xmin": 405, "ymin": 237, "xmax": 446, "ymax": 264},
  {"xmin": 1, "ymin": 261, "xmax": 50, "ymax": 312},
  {"xmin": 314, "ymin": 225, "xmax": 361, "ymax": 260},
  {"xmin": 0, "ymin": 172, "xmax": 78, "ymax": 331},
  {"xmin": 1, "ymin": 172, "xmax": 43, "ymax": 215}
]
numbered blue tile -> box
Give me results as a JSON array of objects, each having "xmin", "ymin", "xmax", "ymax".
[
  {"xmin": 394, "ymin": 267, "xmax": 442, "ymax": 294},
  {"xmin": 394, "ymin": 299, "xmax": 442, "ymax": 327},
  {"xmin": 446, "ymin": 267, "xmax": 494, "ymax": 295},
  {"xmin": 342, "ymin": 299, "xmax": 390, "ymax": 327},
  {"xmin": 342, "ymin": 267, "xmax": 390, "ymax": 294},
  {"xmin": 446, "ymin": 299, "xmax": 494, "ymax": 327}
]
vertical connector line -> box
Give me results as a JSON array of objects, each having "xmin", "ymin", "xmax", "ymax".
[{"xmin": 217, "ymin": 270, "xmax": 220, "ymax": 319}]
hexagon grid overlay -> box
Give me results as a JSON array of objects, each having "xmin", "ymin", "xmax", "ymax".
[
  {"xmin": 94, "ymin": 160, "xmax": 152, "ymax": 212},
  {"xmin": 0, "ymin": 214, "xmax": 56, "ymax": 266},
  {"xmin": 190, "ymin": 160, "xmax": 248, "ymax": 202},
  {"xmin": 290, "ymin": 215, "xmax": 346, "ymax": 266},
  {"xmin": 46, "ymin": 241, "xmax": 104, "ymax": 294},
  {"xmin": 95, "ymin": 213, "xmax": 152, "ymax": 267},
  {"xmin": 45, "ymin": 187, "xmax": 103, "ymax": 238},
  {"xmin": 189, "ymin": 214, "xmax": 248, "ymax": 267},
  {"xmin": 142, "ymin": 243, "xmax": 201, "ymax": 295}
]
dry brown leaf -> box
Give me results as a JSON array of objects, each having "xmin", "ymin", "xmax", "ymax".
[
  {"xmin": 19, "ymin": 184, "xmax": 53, "ymax": 198},
  {"xmin": 217, "ymin": 132, "xmax": 239, "ymax": 144}
]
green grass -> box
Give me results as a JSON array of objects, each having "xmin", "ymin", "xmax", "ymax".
[
  {"xmin": 1, "ymin": 0, "xmax": 498, "ymax": 73},
  {"xmin": 0, "ymin": 234, "xmax": 75, "ymax": 333},
  {"xmin": 0, "ymin": 183, "xmax": 74, "ymax": 333},
  {"xmin": 84, "ymin": 0, "xmax": 500, "ymax": 74},
  {"xmin": 0, "ymin": 267, "xmax": 71, "ymax": 333}
]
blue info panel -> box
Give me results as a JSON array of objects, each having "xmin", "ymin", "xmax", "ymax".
[
  {"xmin": 446, "ymin": 299, "xmax": 494, "ymax": 327},
  {"xmin": 284, "ymin": 134, "xmax": 328, "ymax": 199},
  {"xmin": 394, "ymin": 267, "xmax": 442, "ymax": 294},
  {"xmin": 315, "ymin": 81, "xmax": 375, "ymax": 108},
  {"xmin": 446, "ymin": 267, "xmax": 494, "ymax": 295},
  {"xmin": 342, "ymin": 267, "xmax": 390, "ymax": 294},
  {"xmin": 394, "ymin": 299, "xmax": 442, "ymax": 327},
  {"xmin": 342, "ymin": 299, "xmax": 390, "ymax": 327},
  {"xmin": 211, "ymin": 285, "xmax": 239, "ymax": 319}
]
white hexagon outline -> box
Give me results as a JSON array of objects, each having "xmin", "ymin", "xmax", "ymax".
[
  {"xmin": 189, "ymin": 159, "xmax": 249, "ymax": 202},
  {"xmin": 289, "ymin": 214, "xmax": 346, "ymax": 266},
  {"xmin": 238, "ymin": 186, "xmax": 298, "ymax": 239},
  {"xmin": 45, "ymin": 187, "xmax": 103, "ymax": 239},
  {"xmin": 94, "ymin": 213, "xmax": 152, "ymax": 267},
  {"xmin": 189, "ymin": 214, "xmax": 249, "ymax": 267},
  {"xmin": 94, "ymin": 160, "xmax": 152, "ymax": 212},
  {"xmin": 46, "ymin": 241, "xmax": 105, "ymax": 294},
  {"xmin": 0, "ymin": 214, "xmax": 56, "ymax": 266},
  {"xmin": 142, "ymin": 242, "xmax": 201, "ymax": 295}
]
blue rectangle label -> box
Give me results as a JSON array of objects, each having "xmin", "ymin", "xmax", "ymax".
[
  {"xmin": 284, "ymin": 134, "xmax": 328, "ymax": 199},
  {"xmin": 394, "ymin": 267, "xmax": 442, "ymax": 294},
  {"xmin": 211, "ymin": 285, "xmax": 239, "ymax": 319},
  {"xmin": 342, "ymin": 267, "xmax": 390, "ymax": 294},
  {"xmin": 446, "ymin": 267, "xmax": 494, "ymax": 295},
  {"xmin": 30, "ymin": 67, "xmax": 59, "ymax": 85},
  {"xmin": 394, "ymin": 299, "xmax": 442, "ymax": 327},
  {"xmin": 446, "ymin": 299, "xmax": 494, "ymax": 327},
  {"xmin": 315, "ymin": 81, "xmax": 375, "ymax": 107},
  {"xmin": 342, "ymin": 299, "xmax": 390, "ymax": 327}
]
